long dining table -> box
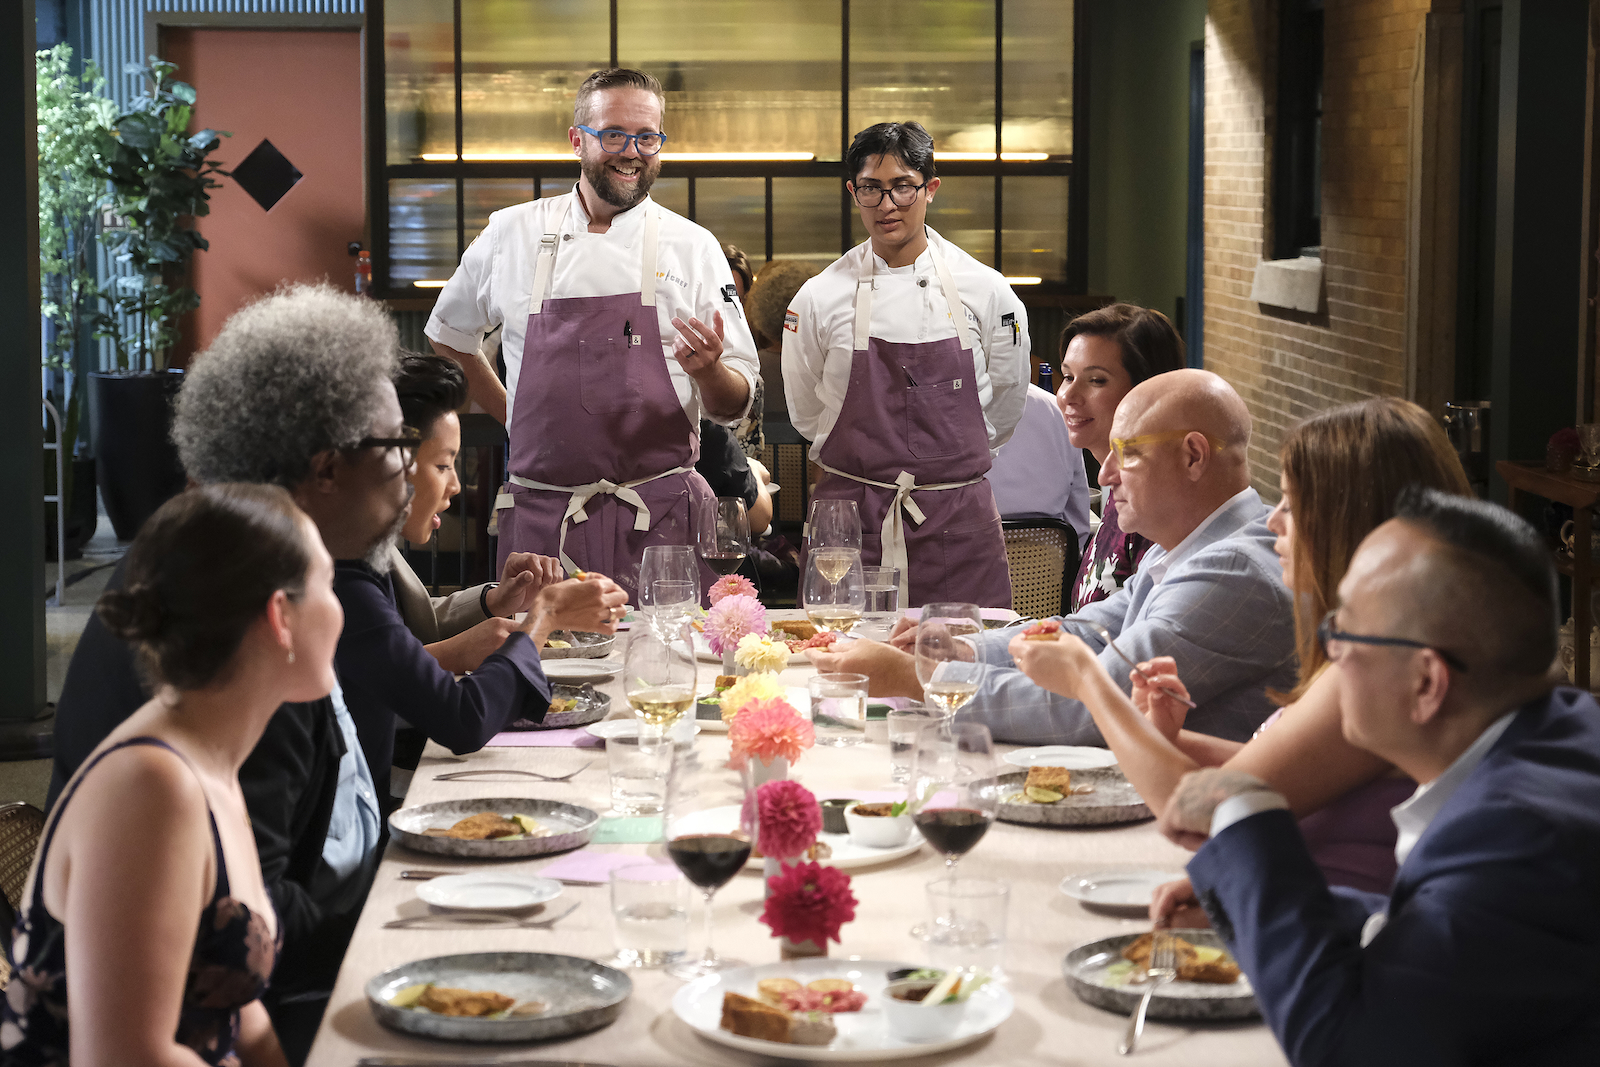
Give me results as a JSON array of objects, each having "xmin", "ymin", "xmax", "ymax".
[{"xmin": 304, "ymin": 625, "xmax": 1289, "ymax": 1067}]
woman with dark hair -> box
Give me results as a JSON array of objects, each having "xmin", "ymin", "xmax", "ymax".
[
  {"xmin": 1057, "ymin": 303, "xmax": 1187, "ymax": 609},
  {"xmin": 1010, "ymin": 397, "xmax": 1473, "ymax": 897},
  {"xmin": 337, "ymin": 352, "xmax": 629, "ymax": 808},
  {"xmin": 4, "ymin": 484, "xmax": 332, "ymax": 1065}
]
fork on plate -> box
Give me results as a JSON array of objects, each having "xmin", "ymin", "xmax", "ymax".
[
  {"xmin": 432, "ymin": 763, "xmax": 594, "ymax": 783},
  {"xmin": 1119, "ymin": 930, "xmax": 1178, "ymax": 1055}
]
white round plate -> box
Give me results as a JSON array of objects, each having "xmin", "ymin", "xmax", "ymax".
[
  {"xmin": 1058, "ymin": 869, "xmax": 1179, "ymax": 911},
  {"xmin": 670, "ymin": 805, "xmax": 924, "ymax": 871},
  {"xmin": 585, "ymin": 718, "xmax": 700, "ymax": 745},
  {"xmin": 416, "ymin": 872, "xmax": 563, "ymax": 912},
  {"xmin": 542, "ymin": 658, "xmax": 622, "ymax": 682},
  {"xmin": 673, "ymin": 957, "xmax": 1013, "ymax": 1061},
  {"xmin": 1003, "ymin": 745, "xmax": 1119, "ymax": 770}
]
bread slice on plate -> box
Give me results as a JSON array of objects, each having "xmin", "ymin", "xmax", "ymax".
[
  {"xmin": 721, "ymin": 991, "xmax": 791, "ymax": 1042},
  {"xmin": 1024, "ymin": 765, "xmax": 1073, "ymax": 792}
]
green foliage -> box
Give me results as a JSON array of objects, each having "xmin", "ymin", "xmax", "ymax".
[
  {"xmin": 89, "ymin": 58, "xmax": 230, "ymax": 371},
  {"xmin": 37, "ymin": 44, "xmax": 112, "ymax": 373}
]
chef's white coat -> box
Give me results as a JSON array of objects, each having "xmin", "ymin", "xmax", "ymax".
[
  {"xmin": 780, "ymin": 227, "xmax": 1030, "ymax": 459},
  {"xmin": 425, "ymin": 187, "xmax": 759, "ymax": 431}
]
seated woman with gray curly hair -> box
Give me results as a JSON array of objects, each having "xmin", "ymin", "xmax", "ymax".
[{"xmin": 6, "ymin": 483, "xmax": 333, "ymax": 1066}]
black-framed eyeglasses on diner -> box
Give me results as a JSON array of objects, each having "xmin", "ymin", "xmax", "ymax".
[
  {"xmin": 1317, "ymin": 610, "xmax": 1469, "ymax": 673},
  {"xmin": 850, "ymin": 182, "xmax": 929, "ymax": 208},
  {"xmin": 575, "ymin": 125, "xmax": 667, "ymax": 156},
  {"xmin": 353, "ymin": 426, "xmax": 424, "ymax": 464}
]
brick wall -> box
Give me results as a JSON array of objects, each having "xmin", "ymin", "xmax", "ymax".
[{"xmin": 1204, "ymin": 0, "xmax": 1432, "ymax": 496}]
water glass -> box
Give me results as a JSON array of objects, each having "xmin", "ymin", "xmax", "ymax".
[
  {"xmin": 922, "ymin": 877, "xmax": 1009, "ymax": 976},
  {"xmin": 607, "ymin": 735, "xmax": 675, "ymax": 815},
  {"xmin": 887, "ymin": 706, "xmax": 944, "ymax": 784},
  {"xmin": 810, "ymin": 672, "xmax": 869, "ymax": 748},
  {"xmin": 859, "ymin": 565, "xmax": 901, "ymax": 639},
  {"xmin": 609, "ymin": 863, "xmax": 689, "ymax": 968}
]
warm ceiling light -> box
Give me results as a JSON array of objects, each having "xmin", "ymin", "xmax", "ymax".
[
  {"xmin": 1004, "ymin": 276, "xmax": 1043, "ymax": 285},
  {"xmin": 660, "ymin": 152, "xmax": 816, "ymax": 162},
  {"xmin": 934, "ymin": 151, "xmax": 1051, "ymax": 162},
  {"xmin": 419, "ymin": 152, "xmax": 576, "ymax": 161},
  {"xmin": 412, "ymin": 280, "xmax": 448, "ymax": 288}
]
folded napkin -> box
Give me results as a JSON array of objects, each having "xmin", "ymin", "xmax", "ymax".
[
  {"xmin": 590, "ymin": 816, "xmax": 665, "ymax": 844},
  {"xmin": 539, "ymin": 850, "xmax": 656, "ymax": 885},
  {"xmin": 486, "ymin": 727, "xmax": 602, "ymax": 748}
]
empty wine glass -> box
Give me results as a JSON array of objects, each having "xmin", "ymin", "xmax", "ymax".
[
  {"xmin": 639, "ymin": 544, "xmax": 700, "ymax": 643},
  {"xmin": 802, "ymin": 547, "xmax": 866, "ymax": 634},
  {"xmin": 908, "ymin": 721, "xmax": 998, "ymax": 877},
  {"xmin": 699, "ymin": 497, "xmax": 751, "ymax": 578},
  {"xmin": 664, "ymin": 764, "xmax": 757, "ymax": 980},
  {"xmin": 807, "ymin": 497, "xmax": 862, "ymax": 552},
  {"xmin": 915, "ymin": 603, "xmax": 984, "ymax": 715},
  {"xmin": 623, "ymin": 622, "xmax": 698, "ymax": 745}
]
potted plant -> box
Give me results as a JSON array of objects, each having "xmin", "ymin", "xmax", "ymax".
[
  {"xmin": 87, "ymin": 58, "xmax": 228, "ymax": 539},
  {"xmin": 37, "ymin": 44, "xmax": 112, "ymax": 558}
]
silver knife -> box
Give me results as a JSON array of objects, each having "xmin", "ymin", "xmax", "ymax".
[
  {"xmin": 358, "ymin": 1060, "xmax": 619, "ymax": 1067},
  {"xmin": 399, "ymin": 870, "xmax": 454, "ymax": 880}
]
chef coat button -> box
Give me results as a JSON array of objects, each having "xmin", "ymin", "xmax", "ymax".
[
  {"xmin": 562, "ymin": 234, "xmax": 573, "ymax": 241},
  {"xmin": 917, "ymin": 278, "xmax": 928, "ymax": 287}
]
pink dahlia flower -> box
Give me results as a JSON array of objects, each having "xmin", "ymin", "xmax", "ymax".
[
  {"xmin": 707, "ymin": 573, "xmax": 758, "ymax": 605},
  {"xmin": 756, "ymin": 779, "xmax": 821, "ymax": 860},
  {"xmin": 759, "ymin": 861, "xmax": 858, "ymax": 946},
  {"xmin": 704, "ymin": 594, "xmax": 767, "ymax": 655},
  {"xmin": 729, "ymin": 698, "xmax": 814, "ymax": 767}
]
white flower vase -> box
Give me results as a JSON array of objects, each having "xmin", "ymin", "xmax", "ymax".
[
  {"xmin": 721, "ymin": 647, "xmax": 747, "ymax": 677},
  {"xmin": 747, "ymin": 755, "xmax": 788, "ymax": 788}
]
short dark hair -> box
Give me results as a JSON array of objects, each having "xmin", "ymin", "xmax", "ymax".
[
  {"xmin": 97, "ymin": 484, "xmax": 312, "ymax": 691},
  {"xmin": 723, "ymin": 244, "xmax": 753, "ymax": 294},
  {"xmin": 1394, "ymin": 485, "xmax": 1559, "ymax": 678},
  {"xmin": 574, "ymin": 68, "xmax": 665, "ymax": 128},
  {"xmin": 1060, "ymin": 303, "xmax": 1186, "ymax": 386},
  {"xmin": 394, "ymin": 351, "xmax": 467, "ymax": 440},
  {"xmin": 846, "ymin": 122, "xmax": 937, "ymax": 184}
]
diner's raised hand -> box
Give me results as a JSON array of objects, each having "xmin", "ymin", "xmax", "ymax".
[
  {"xmin": 1129, "ymin": 656, "xmax": 1191, "ymax": 742},
  {"xmin": 519, "ymin": 571, "xmax": 628, "ymax": 648},
  {"xmin": 670, "ymin": 309, "xmax": 726, "ymax": 376},
  {"xmin": 486, "ymin": 551, "xmax": 564, "ymax": 617},
  {"xmin": 425, "ymin": 616, "xmax": 521, "ymax": 674},
  {"xmin": 1159, "ymin": 767, "xmax": 1274, "ymax": 852},
  {"xmin": 1006, "ymin": 629, "xmax": 1102, "ymax": 699},
  {"xmin": 1149, "ymin": 876, "xmax": 1211, "ymax": 931},
  {"xmin": 887, "ymin": 615, "xmax": 920, "ymax": 651},
  {"xmin": 807, "ymin": 638, "xmax": 923, "ymax": 699}
]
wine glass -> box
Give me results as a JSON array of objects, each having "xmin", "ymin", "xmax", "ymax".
[
  {"xmin": 664, "ymin": 768, "xmax": 757, "ymax": 980},
  {"xmin": 907, "ymin": 721, "xmax": 998, "ymax": 876},
  {"xmin": 623, "ymin": 622, "xmax": 698, "ymax": 745},
  {"xmin": 699, "ymin": 497, "xmax": 751, "ymax": 578},
  {"xmin": 639, "ymin": 544, "xmax": 700, "ymax": 643},
  {"xmin": 807, "ymin": 497, "xmax": 862, "ymax": 552},
  {"xmin": 802, "ymin": 547, "xmax": 866, "ymax": 634},
  {"xmin": 915, "ymin": 603, "xmax": 984, "ymax": 715}
]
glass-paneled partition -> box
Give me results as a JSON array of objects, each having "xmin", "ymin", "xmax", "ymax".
[{"xmin": 370, "ymin": 0, "xmax": 1080, "ymax": 297}]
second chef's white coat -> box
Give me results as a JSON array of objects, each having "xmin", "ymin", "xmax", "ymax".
[
  {"xmin": 426, "ymin": 187, "xmax": 759, "ymax": 431},
  {"xmin": 781, "ymin": 226, "xmax": 1031, "ymax": 458}
]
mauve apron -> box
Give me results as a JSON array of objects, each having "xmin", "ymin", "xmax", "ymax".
[
  {"xmin": 496, "ymin": 196, "xmax": 716, "ymax": 603},
  {"xmin": 812, "ymin": 243, "xmax": 1012, "ymax": 609}
]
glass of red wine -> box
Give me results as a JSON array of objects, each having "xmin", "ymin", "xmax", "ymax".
[
  {"xmin": 699, "ymin": 496, "xmax": 752, "ymax": 578},
  {"xmin": 664, "ymin": 775, "xmax": 757, "ymax": 980},
  {"xmin": 907, "ymin": 721, "xmax": 998, "ymax": 876}
]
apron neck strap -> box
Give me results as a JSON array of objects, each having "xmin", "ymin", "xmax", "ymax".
[
  {"xmin": 529, "ymin": 195, "xmax": 661, "ymax": 313},
  {"xmin": 850, "ymin": 235, "xmax": 975, "ymax": 352}
]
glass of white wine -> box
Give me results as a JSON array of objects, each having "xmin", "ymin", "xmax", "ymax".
[
  {"xmin": 624, "ymin": 622, "xmax": 698, "ymax": 744},
  {"xmin": 802, "ymin": 547, "xmax": 866, "ymax": 634},
  {"xmin": 915, "ymin": 603, "xmax": 984, "ymax": 715}
]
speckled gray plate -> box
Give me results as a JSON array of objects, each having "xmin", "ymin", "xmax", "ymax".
[
  {"xmin": 366, "ymin": 951, "xmax": 631, "ymax": 1041},
  {"xmin": 507, "ymin": 684, "xmax": 610, "ymax": 730},
  {"xmin": 993, "ymin": 768, "xmax": 1152, "ymax": 827},
  {"xmin": 389, "ymin": 797, "xmax": 600, "ymax": 858},
  {"xmin": 1063, "ymin": 930, "xmax": 1259, "ymax": 1021},
  {"xmin": 540, "ymin": 630, "xmax": 616, "ymax": 659}
]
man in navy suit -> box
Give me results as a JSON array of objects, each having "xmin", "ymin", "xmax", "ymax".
[{"xmin": 1163, "ymin": 487, "xmax": 1600, "ymax": 1066}]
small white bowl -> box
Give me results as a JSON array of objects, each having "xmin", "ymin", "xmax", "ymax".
[
  {"xmin": 881, "ymin": 979, "xmax": 968, "ymax": 1042},
  {"xmin": 843, "ymin": 803, "xmax": 913, "ymax": 848}
]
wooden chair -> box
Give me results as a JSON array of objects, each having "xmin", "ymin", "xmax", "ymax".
[{"xmin": 1002, "ymin": 519, "xmax": 1083, "ymax": 619}]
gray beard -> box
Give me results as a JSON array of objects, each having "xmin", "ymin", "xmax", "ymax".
[{"xmin": 364, "ymin": 493, "xmax": 413, "ymax": 574}]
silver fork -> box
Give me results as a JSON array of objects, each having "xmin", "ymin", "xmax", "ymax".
[
  {"xmin": 1081, "ymin": 622, "xmax": 1198, "ymax": 709},
  {"xmin": 432, "ymin": 763, "xmax": 594, "ymax": 783},
  {"xmin": 382, "ymin": 901, "xmax": 581, "ymax": 930},
  {"xmin": 1119, "ymin": 931, "xmax": 1178, "ymax": 1055}
]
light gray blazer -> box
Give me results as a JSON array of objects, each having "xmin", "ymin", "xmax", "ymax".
[
  {"xmin": 945, "ymin": 488, "xmax": 1298, "ymax": 746},
  {"xmin": 388, "ymin": 544, "xmax": 493, "ymax": 644}
]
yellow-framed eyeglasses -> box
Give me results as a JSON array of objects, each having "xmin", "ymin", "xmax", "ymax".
[{"xmin": 1108, "ymin": 429, "xmax": 1225, "ymax": 467}]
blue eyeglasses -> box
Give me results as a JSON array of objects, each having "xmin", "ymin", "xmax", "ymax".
[{"xmin": 576, "ymin": 125, "xmax": 667, "ymax": 156}]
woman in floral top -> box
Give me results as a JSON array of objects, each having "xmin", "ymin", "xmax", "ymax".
[{"xmin": 1056, "ymin": 304, "xmax": 1187, "ymax": 610}]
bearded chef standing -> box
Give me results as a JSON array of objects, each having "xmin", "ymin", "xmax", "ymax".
[
  {"xmin": 782, "ymin": 122, "xmax": 1029, "ymax": 608},
  {"xmin": 426, "ymin": 68, "xmax": 758, "ymax": 603}
]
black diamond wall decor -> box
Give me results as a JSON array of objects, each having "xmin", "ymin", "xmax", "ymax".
[{"xmin": 231, "ymin": 138, "xmax": 303, "ymax": 212}]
